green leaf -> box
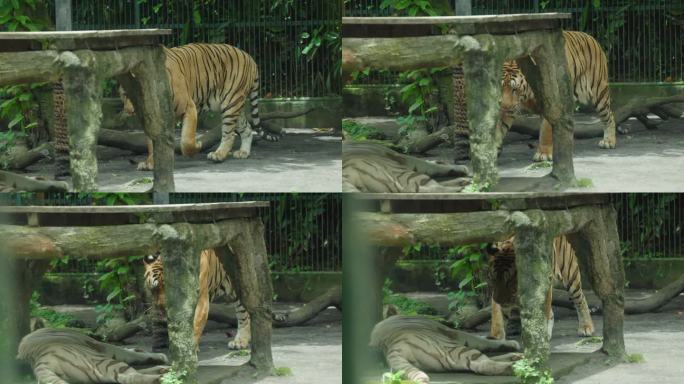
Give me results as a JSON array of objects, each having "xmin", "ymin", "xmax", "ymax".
[
  {"xmin": 192, "ymin": 10, "xmax": 201, "ymax": 25},
  {"xmin": 408, "ymin": 98, "xmax": 423, "ymax": 114},
  {"xmin": 106, "ymin": 287, "xmax": 122, "ymax": 303},
  {"xmin": 7, "ymin": 115, "xmax": 22, "ymax": 129}
]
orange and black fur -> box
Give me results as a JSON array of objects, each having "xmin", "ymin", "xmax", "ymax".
[{"xmin": 497, "ymin": 31, "xmax": 616, "ymax": 161}]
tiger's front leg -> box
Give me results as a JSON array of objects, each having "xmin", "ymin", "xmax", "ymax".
[
  {"xmin": 533, "ymin": 119, "xmax": 554, "ymax": 162},
  {"xmin": 488, "ymin": 298, "xmax": 506, "ymax": 340},
  {"xmin": 137, "ymin": 138, "xmax": 155, "ymax": 171},
  {"xmin": 385, "ymin": 345, "xmax": 430, "ymax": 384},
  {"xmin": 228, "ymin": 303, "xmax": 251, "ymax": 350}
]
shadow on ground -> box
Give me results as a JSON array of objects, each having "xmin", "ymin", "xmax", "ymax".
[{"xmin": 24, "ymin": 129, "xmax": 341, "ymax": 192}]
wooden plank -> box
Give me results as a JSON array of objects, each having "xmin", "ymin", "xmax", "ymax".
[
  {"xmin": 351, "ymin": 193, "xmax": 610, "ymax": 214},
  {"xmin": 0, "ymin": 29, "xmax": 172, "ymax": 52},
  {"xmin": 342, "ymin": 14, "xmax": 572, "ymax": 25},
  {"xmin": 0, "ymin": 201, "xmax": 268, "ymax": 213},
  {"xmin": 343, "ymin": 13, "xmax": 570, "ymax": 37}
]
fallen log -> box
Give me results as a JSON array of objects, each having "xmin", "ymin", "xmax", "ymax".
[
  {"xmin": 209, "ymin": 285, "xmax": 342, "ymax": 328},
  {"xmin": 0, "ymin": 142, "xmax": 53, "ymax": 170},
  {"xmin": 0, "ymin": 170, "xmax": 68, "ymax": 192}
]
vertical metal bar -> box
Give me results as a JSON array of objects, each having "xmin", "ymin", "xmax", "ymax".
[{"xmin": 56, "ymin": 0, "xmax": 73, "ymax": 31}]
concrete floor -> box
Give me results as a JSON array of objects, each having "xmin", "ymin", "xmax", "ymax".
[
  {"xmin": 494, "ymin": 116, "xmax": 684, "ymax": 192},
  {"xmin": 24, "ymin": 128, "xmax": 342, "ymax": 192},
  {"xmin": 366, "ymin": 290, "xmax": 684, "ymax": 384}
]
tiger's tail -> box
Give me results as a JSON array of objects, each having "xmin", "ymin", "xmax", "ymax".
[{"xmin": 250, "ymin": 75, "xmax": 279, "ymax": 142}]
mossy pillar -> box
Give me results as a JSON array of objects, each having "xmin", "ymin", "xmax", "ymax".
[
  {"xmin": 61, "ymin": 50, "xmax": 102, "ymax": 191},
  {"xmin": 462, "ymin": 38, "xmax": 504, "ymax": 189},
  {"xmin": 511, "ymin": 211, "xmax": 554, "ymax": 367},
  {"xmin": 218, "ymin": 218, "xmax": 274, "ymax": 375},
  {"xmin": 156, "ymin": 223, "xmax": 200, "ymax": 383},
  {"xmin": 517, "ymin": 31, "xmax": 576, "ymax": 185},
  {"xmin": 567, "ymin": 206, "xmax": 626, "ymax": 359},
  {"xmin": 118, "ymin": 47, "xmax": 176, "ymax": 192}
]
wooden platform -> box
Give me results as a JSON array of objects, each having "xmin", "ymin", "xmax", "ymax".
[
  {"xmin": 343, "ymin": 13, "xmax": 571, "ymax": 37},
  {"xmin": 0, "ymin": 29, "xmax": 171, "ymax": 51}
]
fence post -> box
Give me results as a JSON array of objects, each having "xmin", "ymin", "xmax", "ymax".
[
  {"xmin": 455, "ymin": 0, "xmax": 472, "ymax": 15},
  {"xmin": 55, "ymin": 0, "xmax": 72, "ymax": 31}
]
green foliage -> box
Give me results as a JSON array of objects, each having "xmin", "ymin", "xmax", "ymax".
[
  {"xmin": 0, "ymin": 0, "xmax": 50, "ymax": 32},
  {"xmin": 380, "ymin": 0, "xmax": 437, "ymax": 17},
  {"xmin": 620, "ymin": 194, "xmax": 677, "ymax": 260},
  {"xmin": 160, "ymin": 368, "xmax": 187, "ymax": 384},
  {"xmin": 0, "ymin": 83, "xmax": 46, "ymax": 163},
  {"xmin": 95, "ymin": 256, "xmax": 143, "ymax": 324},
  {"xmin": 575, "ymin": 336, "xmax": 603, "ymax": 346},
  {"xmin": 444, "ymin": 244, "xmax": 489, "ymax": 312},
  {"xmin": 513, "ymin": 358, "xmax": 554, "ymax": 384},
  {"xmin": 576, "ymin": 178, "xmax": 594, "ymax": 188},
  {"xmin": 397, "ymin": 68, "xmax": 446, "ymax": 126},
  {"xmin": 383, "ymin": 278, "xmax": 437, "ymax": 316},
  {"xmin": 343, "ymin": 119, "xmax": 383, "ymax": 140},
  {"xmin": 626, "ymin": 353, "xmax": 645, "ymax": 363},
  {"xmin": 381, "ymin": 369, "xmax": 405, "ymax": 384},
  {"xmin": 30, "ymin": 291, "xmax": 76, "ymax": 328},
  {"xmin": 275, "ymin": 367, "xmax": 293, "ymax": 376}
]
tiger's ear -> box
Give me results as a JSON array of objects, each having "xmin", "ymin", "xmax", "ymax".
[
  {"xmin": 485, "ymin": 243, "xmax": 499, "ymax": 255},
  {"xmin": 143, "ymin": 253, "xmax": 159, "ymax": 264}
]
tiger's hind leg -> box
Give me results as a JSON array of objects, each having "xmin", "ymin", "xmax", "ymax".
[
  {"xmin": 533, "ymin": 119, "xmax": 554, "ymax": 162},
  {"xmin": 461, "ymin": 350, "xmax": 518, "ymax": 376},
  {"xmin": 228, "ymin": 303, "xmax": 251, "ymax": 350},
  {"xmin": 596, "ymin": 96, "xmax": 617, "ymax": 149},
  {"xmin": 488, "ymin": 298, "xmax": 507, "ymax": 340},
  {"xmin": 180, "ymin": 101, "xmax": 202, "ymax": 157},
  {"xmin": 100, "ymin": 342, "xmax": 169, "ymax": 366},
  {"xmin": 33, "ymin": 365, "xmax": 69, "ymax": 384}
]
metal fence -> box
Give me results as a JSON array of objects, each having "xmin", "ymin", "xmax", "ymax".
[
  {"xmin": 0, "ymin": 193, "xmax": 342, "ymax": 273},
  {"xmin": 345, "ymin": 0, "xmax": 684, "ymax": 83},
  {"xmin": 50, "ymin": 0, "xmax": 341, "ymax": 98}
]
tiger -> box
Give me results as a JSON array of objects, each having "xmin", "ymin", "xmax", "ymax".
[
  {"xmin": 496, "ymin": 31, "xmax": 617, "ymax": 161},
  {"xmin": 17, "ymin": 327, "xmax": 168, "ymax": 384},
  {"xmin": 370, "ymin": 315, "xmax": 521, "ymax": 383},
  {"xmin": 143, "ymin": 249, "xmax": 251, "ymax": 351},
  {"xmin": 342, "ymin": 141, "xmax": 470, "ymax": 192},
  {"xmin": 123, "ymin": 43, "xmax": 280, "ymax": 171},
  {"xmin": 486, "ymin": 236, "xmax": 595, "ymax": 341}
]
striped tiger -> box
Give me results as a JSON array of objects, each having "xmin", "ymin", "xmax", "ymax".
[
  {"xmin": 486, "ymin": 236, "xmax": 595, "ymax": 340},
  {"xmin": 17, "ymin": 327, "xmax": 168, "ymax": 384},
  {"xmin": 370, "ymin": 315, "xmax": 521, "ymax": 383},
  {"xmin": 497, "ymin": 31, "xmax": 616, "ymax": 161},
  {"xmin": 342, "ymin": 141, "xmax": 470, "ymax": 192},
  {"xmin": 123, "ymin": 43, "xmax": 279, "ymax": 171},
  {"xmin": 143, "ymin": 249, "xmax": 252, "ymax": 350}
]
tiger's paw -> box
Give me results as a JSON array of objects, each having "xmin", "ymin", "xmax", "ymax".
[
  {"xmin": 577, "ymin": 323, "xmax": 595, "ymax": 337},
  {"xmin": 533, "ymin": 151, "xmax": 553, "ymax": 162},
  {"xmin": 407, "ymin": 371, "xmax": 430, "ymax": 384},
  {"xmin": 233, "ymin": 149, "xmax": 250, "ymax": 159},
  {"xmin": 260, "ymin": 131, "xmax": 281, "ymax": 142},
  {"xmin": 273, "ymin": 312, "xmax": 287, "ymax": 322},
  {"xmin": 153, "ymin": 353, "xmax": 169, "ymax": 365},
  {"xmin": 598, "ymin": 138, "xmax": 616, "ymax": 149},
  {"xmin": 137, "ymin": 161, "xmax": 154, "ymax": 171},
  {"xmin": 503, "ymin": 340, "xmax": 521, "ymax": 351},
  {"xmin": 207, "ymin": 150, "xmax": 230, "ymax": 163},
  {"xmin": 228, "ymin": 338, "xmax": 250, "ymax": 350},
  {"xmin": 618, "ymin": 125, "xmax": 629, "ymax": 135}
]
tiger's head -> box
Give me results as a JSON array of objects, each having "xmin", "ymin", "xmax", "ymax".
[
  {"xmin": 500, "ymin": 63, "xmax": 526, "ymax": 118},
  {"xmin": 143, "ymin": 252, "xmax": 164, "ymax": 292},
  {"xmin": 486, "ymin": 237, "xmax": 518, "ymax": 306}
]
